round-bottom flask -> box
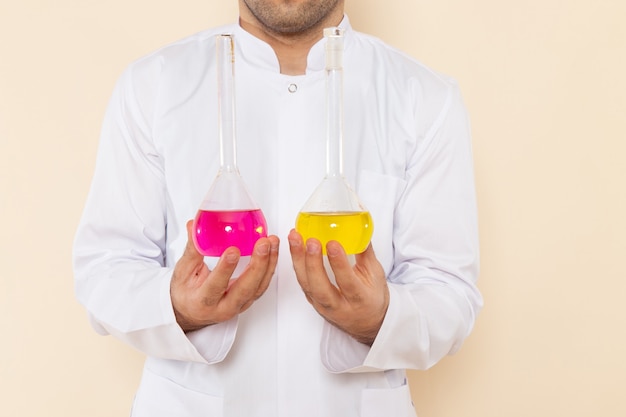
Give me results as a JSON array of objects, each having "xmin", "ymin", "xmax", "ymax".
[
  {"xmin": 193, "ymin": 34, "xmax": 267, "ymax": 257},
  {"xmin": 295, "ymin": 28, "xmax": 373, "ymax": 255},
  {"xmin": 296, "ymin": 178, "xmax": 373, "ymax": 255},
  {"xmin": 193, "ymin": 173, "xmax": 267, "ymax": 257},
  {"xmin": 296, "ymin": 210, "xmax": 373, "ymax": 255},
  {"xmin": 194, "ymin": 209, "xmax": 266, "ymax": 256}
]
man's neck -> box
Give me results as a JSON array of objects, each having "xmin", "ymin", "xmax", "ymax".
[{"xmin": 238, "ymin": 8, "xmax": 344, "ymax": 75}]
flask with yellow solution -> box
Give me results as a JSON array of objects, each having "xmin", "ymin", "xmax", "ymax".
[
  {"xmin": 295, "ymin": 28, "xmax": 373, "ymax": 255},
  {"xmin": 296, "ymin": 211, "xmax": 373, "ymax": 255}
]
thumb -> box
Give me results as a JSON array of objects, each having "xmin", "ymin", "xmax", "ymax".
[
  {"xmin": 354, "ymin": 243, "xmax": 380, "ymax": 270},
  {"xmin": 354, "ymin": 242, "xmax": 374, "ymax": 262}
]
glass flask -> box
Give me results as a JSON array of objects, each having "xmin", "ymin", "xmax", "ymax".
[
  {"xmin": 295, "ymin": 27, "xmax": 373, "ymax": 255},
  {"xmin": 193, "ymin": 34, "xmax": 268, "ymax": 257}
]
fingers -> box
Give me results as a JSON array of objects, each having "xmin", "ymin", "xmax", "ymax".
[
  {"xmin": 353, "ymin": 243, "xmax": 387, "ymax": 289},
  {"xmin": 288, "ymin": 229, "xmax": 340, "ymax": 309},
  {"xmin": 175, "ymin": 216, "xmax": 280, "ymax": 326},
  {"xmin": 304, "ymin": 239, "xmax": 341, "ymax": 307},
  {"xmin": 353, "ymin": 242, "xmax": 377, "ymax": 270},
  {"xmin": 216, "ymin": 235, "xmax": 279, "ymax": 316},
  {"xmin": 198, "ymin": 245, "xmax": 241, "ymax": 306},
  {"xmin": 289, "ymin": 231, "xmax": 384, "ymax": 305},
  {"xmin": 288, "ymin": 229, "xmax": 307, "ymax": 285},
  {"xmin": 329, "ymin": 242, "xmax": 382, "ymax": 297},
  {"xmin": 183, "ymin": 220, "xmax": 204, "ymax": 261},
  {"xmin": 287, "ymin": 230, "xmax": 390, "ymax": 345},
  {"xmin": 257, "ymin": 235, "xmax": 280, "ymax": 296},
  {"xmin": 326, "ymin": 240, "xmax": 360, "ymax": 296},
  {"xmin": 238, "ymin": 235, "xmax": 280, "ymax": 298},
  {"xmin": 172, "ymin": 221, "xmax": 207, "ymax": 286}
]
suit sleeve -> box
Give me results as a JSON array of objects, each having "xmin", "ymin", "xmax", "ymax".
[
  {"xmin": 73, "ymin": 61, "xmax": 237, "ymax": 364},
  {"xmin": 321, "ymin": 82, "xmax": 483, "ymax": 372}
]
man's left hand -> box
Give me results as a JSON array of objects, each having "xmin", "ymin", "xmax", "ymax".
[{"xmin": 288, "ymin": 229, "xmax": 390, "ymax": 346}]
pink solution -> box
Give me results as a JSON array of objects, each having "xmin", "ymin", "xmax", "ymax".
[{"xmin": 192, "ymin": 209, "xmax": 268, "ymax": 257}]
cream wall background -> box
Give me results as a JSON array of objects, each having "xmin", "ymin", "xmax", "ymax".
[{"xmin": 1, "ymin": 0, "xmax": 624, "ymax": 416}]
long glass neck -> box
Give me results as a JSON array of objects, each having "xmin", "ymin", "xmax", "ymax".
[
  {"xmin": 325, "ymin": 28, "xmax": 345, "ymax": 179},
  {"xmin": 326, "ymin": 68, "xmax": 344, "ymax": 178},
  {"xmin": 217, "ymin": 34, "xmax": 237, "ymax": 173}
]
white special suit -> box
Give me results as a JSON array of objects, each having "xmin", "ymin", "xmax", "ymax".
[{"xmin": 73, "ymin": 16, "xmax": 482, "ymax": 417}]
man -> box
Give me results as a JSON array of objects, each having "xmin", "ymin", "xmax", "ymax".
[{"xmin": 73, "ymin": 1, "xmax": 483, "ymax": 416}]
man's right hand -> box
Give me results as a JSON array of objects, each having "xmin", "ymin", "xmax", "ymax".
[{"xmin": 171, "ymin": 220, "xmax": 280, "ymax": 332}]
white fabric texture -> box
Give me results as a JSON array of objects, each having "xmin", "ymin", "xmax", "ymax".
[{"xmin": 73, "ymin": 16, "xmax": 482, "ymax": 417}]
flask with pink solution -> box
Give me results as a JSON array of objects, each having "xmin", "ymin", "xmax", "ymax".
[{"xmin": 193, "ymin": 34, "xmax": 267, "ymax": 257}]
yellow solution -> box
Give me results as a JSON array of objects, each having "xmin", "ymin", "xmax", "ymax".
[{"xmin": 295, "ymin": 211, "xmax": 373, "ymax": 255}]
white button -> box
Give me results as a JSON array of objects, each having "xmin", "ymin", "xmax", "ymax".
[{"xmin": 288, "ymin": 83, "xmax": 298, "ymax": 93}]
